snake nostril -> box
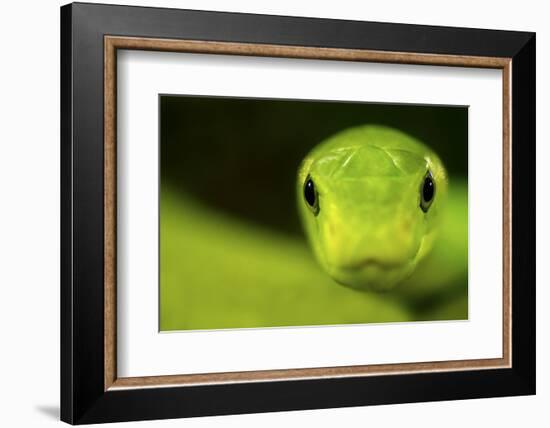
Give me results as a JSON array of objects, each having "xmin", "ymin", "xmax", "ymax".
[{"xmin": 400, "ymin": 218, "xmax": 412, "ymax": 234}]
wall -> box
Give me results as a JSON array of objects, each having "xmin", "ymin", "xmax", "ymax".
[{"xmin": 0, "ymin": 0, "xmax": 546, "ymax": 426}]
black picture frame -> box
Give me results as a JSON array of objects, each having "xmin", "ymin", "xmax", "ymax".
[{"xmin": 61, "ymin": 2, "xmax": 535, "ymax": 424}]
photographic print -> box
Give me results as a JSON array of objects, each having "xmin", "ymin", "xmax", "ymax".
[
  {"xmin": 159, "ymin": 96, "xmax": 468, "ymax": 331},
  {"xmin": 62, "ymin": 5, "xmax": 535, "ymax": 422}
]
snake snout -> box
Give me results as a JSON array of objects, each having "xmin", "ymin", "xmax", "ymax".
[{"xmin": 319, "ymin": 213, "xmax": 422, "ymax": 275}]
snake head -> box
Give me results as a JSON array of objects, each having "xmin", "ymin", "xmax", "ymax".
[{"xmin": 297, "ymin": 125, "xmax": 448, "ymax": 292}]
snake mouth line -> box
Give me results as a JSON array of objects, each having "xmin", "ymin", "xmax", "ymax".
[
  {"xmin": 337, "ymin": 238, "xmax": 424, "ymax": 272},
  {"xmin": 340, "ymin": 258, "xmax": 405, "ymax": 271},
  {"xmin": 338, "ymin": 244, "xmax": 423, "ymax": 272}
]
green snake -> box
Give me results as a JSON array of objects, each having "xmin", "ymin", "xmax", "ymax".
[{"xmin": 297, "ymin": 125, "xmax": 450, "ymax": 292}]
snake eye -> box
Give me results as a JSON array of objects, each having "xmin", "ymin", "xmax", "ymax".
[
  {"xmin": 420, "ymin": 171, "xmax": 435, "ymax": 213},
  {"xmin": 304, "ymin": 176, "xmax": 320, "ymax": 215}
]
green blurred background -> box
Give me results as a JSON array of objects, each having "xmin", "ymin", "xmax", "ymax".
[{"xmin": 160, "ymin": 95, "xmax": 468, "ymax": 331}]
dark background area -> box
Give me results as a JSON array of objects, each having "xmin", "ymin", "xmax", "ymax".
[{"xmin": 160, "ymin": 96, "xmax": 467, "ymax": 235}]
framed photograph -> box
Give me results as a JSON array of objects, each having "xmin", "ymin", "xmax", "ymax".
[{"xmin": 60, "ymin": 2, "xmax": 535, "ymax": 424}]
